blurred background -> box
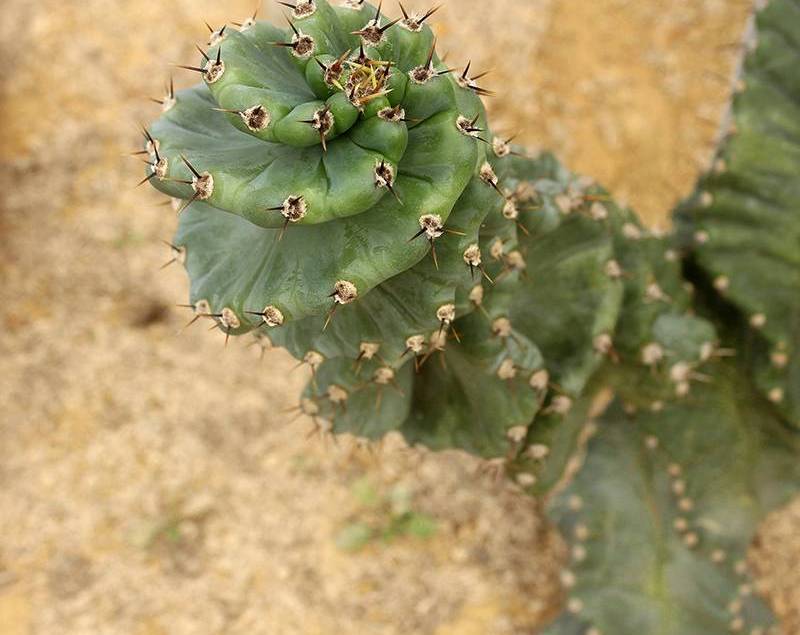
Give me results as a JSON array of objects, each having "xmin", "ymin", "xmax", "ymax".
[{"xmin": 0, "ymin": 1, "xmax": 797, "ymax": 634}]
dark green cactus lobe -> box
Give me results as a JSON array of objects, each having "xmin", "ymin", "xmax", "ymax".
[
  {"xmin": 678, "ymin": 0, "xmax": 800, "ymax": 429},
  {"xmin": 543, "ymin": 363, "xmax": 800, "ymax": 635}
]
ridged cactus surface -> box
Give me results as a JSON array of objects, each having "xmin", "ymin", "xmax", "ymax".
[
  {"xmin": 678, "ymin": 0, "xmax": 800, "ymax": 429},
  {"xmin": 544, "ymin": 364, "xmax": 800, "ymax": 635},
  {"xmin": 147, "ymin": 0, "xmax": 485, "ymax": 333},
  {"xmin": 544, "ymin": 2, "xmax": 800, "ymax": 631}
]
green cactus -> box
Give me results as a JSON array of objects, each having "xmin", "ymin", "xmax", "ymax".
[
  {"xmin": 140, "ymin": 1, "xmax": 799, "ymax": 632},
  {"xmin": 543, "ymin": 364, "xmax": 800, "ymax": 635},
  {"xmin": 543, "ymin": 2, "xmax": 800, "ymax": 632},
  {"xmin": 677, "ymin": 0, "xmax": 800, "ymax": 430}
]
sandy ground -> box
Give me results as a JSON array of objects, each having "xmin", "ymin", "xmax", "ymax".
[{"xmin": 0, "ymin": 1, "xmax": 796, "ymax": 634}]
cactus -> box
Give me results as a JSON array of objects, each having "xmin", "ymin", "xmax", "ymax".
[
  {"xmin": 140, "ymin": 0, "xmax": 799, "ymax": 632},
  {"xmin": 544, "ymin": 2, "xmax": 800, "ymax": 632},
  {"xmin": 544, "ymin": 365, "xmax": 800, "ymax": 635},
  {"xmin": 677, "ymin": 0, "xmax": 800, "ymax": 429}
]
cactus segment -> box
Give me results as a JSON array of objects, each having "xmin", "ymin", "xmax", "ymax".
[
  {"xmin": 304, "ymin": 296, "xmax": 545, "ymax": 457},
  {"xmin": 269, "ymin": 174, "xmax": 501, "ymax": 362},
  {"xmin": 510, "ymin": 213, "xmax": 623, "ymax": 397},
  {"xmin": 470, "ymin": 153, "xmax": 626, "ymax": 398},
  {"xmin": 509, "ymin": 388, "xmax": 601, "ymax": 496},
  {"xmin": 677, "ymin": 0, "xmax": 800, "ymax": 428},
  {"xmin": 398, "ymin": 312, "xmax": 546, "ymax": 457},
  {"xmin": 304, "ymin": 356, "xmax": 415, "ymax": 439},
  {"xmin": 544, "ymin": 363, "xmax": 800, "ymax": 635},
  {"xmin": 148, "ymin": 0, "xmax": 495, "ymax": 337},
  {"xmin": 151, "ymin": 85, "xmax": 472, "ymax": 228}
]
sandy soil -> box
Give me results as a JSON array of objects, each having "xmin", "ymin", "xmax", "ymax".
[{"xmin": 0, "ymin": 1, "xmax": 796, "ymax": 634}]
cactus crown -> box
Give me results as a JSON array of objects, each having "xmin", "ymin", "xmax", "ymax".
[{"xmin": 147, "ymin": 0, "xmax": 486, "ymax": 330}]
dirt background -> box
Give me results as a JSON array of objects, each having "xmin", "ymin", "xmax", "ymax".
[{"xmin": 0, "ymin": 1, "xmax": 797, "ymax": 634}]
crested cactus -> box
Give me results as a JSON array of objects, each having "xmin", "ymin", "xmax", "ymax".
[{"xmin": 139, "ymin": 0, "xmax": 799, "ymax": 632}]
